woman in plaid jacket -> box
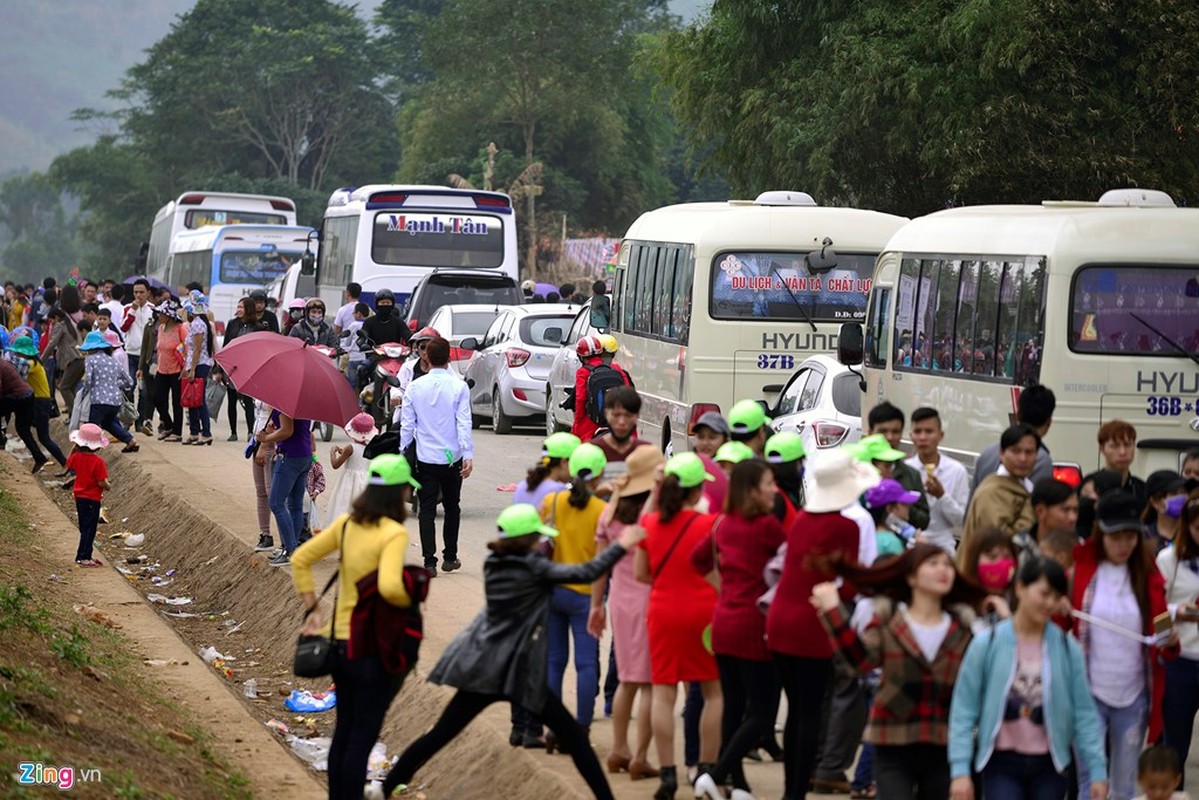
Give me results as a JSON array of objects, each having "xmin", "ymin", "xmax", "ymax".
[{"xmin": 812, "ymin": 543, "xmax": 990, "ymax": 800}]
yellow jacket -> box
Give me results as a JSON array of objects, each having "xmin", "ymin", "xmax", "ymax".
[
  {"xmin": 291, "ymin": 513, "xmax": 411, "ymax": 641},
  {"xmin": 540, "ymin": 490, "xmax": 605, "ymax": 595}
]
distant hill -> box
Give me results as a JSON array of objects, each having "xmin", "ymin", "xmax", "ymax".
[{"xmin": 0, "ymin": 0, "xmax": 709, "ymax": 176}]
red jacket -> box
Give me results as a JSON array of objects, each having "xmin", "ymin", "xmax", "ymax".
[
  {"xmin": 765, "ymin": 510, "xmax": 859, "ymax": 658},
  {"xmin": 1071, "ymin": 541, "xmax": 1176, "ymax": 743},
  {"xmin": 571, "ymin": 358, "xmax": 631, "ymax": 441}
]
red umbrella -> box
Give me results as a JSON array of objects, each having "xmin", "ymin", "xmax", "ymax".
[{"xmin": 214, "ymin": 331, "xmax": 360, "ymax": 426}]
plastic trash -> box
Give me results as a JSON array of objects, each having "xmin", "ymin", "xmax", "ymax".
[
  {"xmin": 199, "ymin": 646, "xmax": 225, "ymax": 663},
  {"xmin": 284, "ymin": 689, "xmax": 337, "ymax": 713},
  {"xmin": 367, "ymin": 742, "xmax": 395, "ymax": 780},
  {"xmin": 289, "ymin": 735, "xmax": 331, "ymax": 771},
  {"xmin": 243, "ymin": 679, "xmax": 258, "ymax": 699},
  {"xmin": 265, "ymin": 718, "xmax": 290, "ymax": 735},
  {"xmin": 147, "ymin": 594, "xmax": 192, "ymax": 606}
]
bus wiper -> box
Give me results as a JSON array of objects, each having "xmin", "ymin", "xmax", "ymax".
[
  {"xmin": 1130, "ymin": 313, "xmax": 1199, "ymax": 368},
  {"xmin": 770, "ymin": 266, "xmax": 817, "ymax": 332}
]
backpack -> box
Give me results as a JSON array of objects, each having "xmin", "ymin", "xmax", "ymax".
[
  {"xmin": 348, "ymin": 565, "xmax": 431, "ymax": 675},
  {"xmin": 584, "ymin": 363, "xmax": 627, "ymax": 425}
]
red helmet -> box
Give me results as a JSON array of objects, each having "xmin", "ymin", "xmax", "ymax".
[
  {"xmin": 576, "ymin": 335, "xmax": 603, "ymax": 358},
  {"xmin": 411, "ymin": 326, "xmax": 441, "ymax": 343}
]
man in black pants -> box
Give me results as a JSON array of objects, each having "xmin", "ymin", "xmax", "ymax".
[
  {"xmin": 398, "ymin": 337, "xmax": 473, "ymax": 577},
  {"xmin": 0, "ymin": 358, "xmax": 49, "ymax": 472}
]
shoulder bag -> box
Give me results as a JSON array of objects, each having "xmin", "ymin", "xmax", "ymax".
[
  {"xmin": 652, "ymin": 512, "xmax": 699, "ymax": 580},
  {"xmin": 292, "ymin": 521, "xmax": 348, "ymax": 678}
]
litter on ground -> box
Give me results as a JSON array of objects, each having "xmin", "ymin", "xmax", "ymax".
[
  {"xmin": 73, "ymin": 604, "xmax": 122, "ymax": 629},
  {"xmin": 285, "ymin": 689, "xmax": 337, "ymax": 713}
]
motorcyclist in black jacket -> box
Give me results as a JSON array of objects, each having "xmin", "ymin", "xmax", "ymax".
[{"xmin": 360, "ymin": 288, "xmax": 410, "ymax": 349}]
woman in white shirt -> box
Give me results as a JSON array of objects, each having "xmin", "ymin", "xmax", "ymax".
[
  {"xmin": 1157, "ymin": 496, "xmax": 1199, "ymax": 788},
  {"xmin": 181, "ymin": 291, "xmax": 216, "ymax": 445},
  {"xmin": 1072, "ymin": 490, "xmax": 1176, "ymax": 800}
]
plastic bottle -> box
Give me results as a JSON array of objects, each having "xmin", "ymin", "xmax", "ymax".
[{"xmin": 243, "ymin": 678, "xmax": 258, "ymax": 699}]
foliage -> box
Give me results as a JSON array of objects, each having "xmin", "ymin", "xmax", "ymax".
[
  {"xmin": 0, "ymin": 173, "xmax": 84, "ymax": 284},
  {"xmin": 654, "ymin": 0, "xmax": 1199, "ymax": 213}
]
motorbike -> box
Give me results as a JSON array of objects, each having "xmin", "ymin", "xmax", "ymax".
[{"xmin": 358, "ymin": 340, "xmax": 409, "ymax": 431}]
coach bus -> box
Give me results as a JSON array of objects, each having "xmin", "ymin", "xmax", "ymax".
[
  {"xmin": 837, "ymin": 188, "xmax": 1199, "ymax": 481},
  {"xmin": 607, "ymin": 191, "xmax": 908, "ymax": 453},
  {"xmin": 145, "ymin": 191, "xmax": 297, "ymax": 279},
  {"xmin": 310, "ymin": 184, "xmax": 519, "ymax": 309},
  {"xmin": 167, "ymin": 224, "xmax": 316, "ymax": 333}
]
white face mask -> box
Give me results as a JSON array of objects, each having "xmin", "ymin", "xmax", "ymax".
[{"xmin": 307, "ymin": 312, "xmax": 324, "ymax": 326}]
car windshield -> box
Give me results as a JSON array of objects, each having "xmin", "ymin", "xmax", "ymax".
[
  {"xmin": 452, "ymin": 311, "xmax": 500, "ymax": 336},
  {"xmin": 519, "ymin": 314, "xmax": 573, "ymax": 347},
  {"xmin": 1069, "ymin": 264, "xmax": 1199, "ymax": 355},
  {"xmin": 421, "ymin": 282, "xmax": 518, "ymax": 314},
  {"xmin": 709, "ymin": 251, "xmax": 876, "ymax": 322}
]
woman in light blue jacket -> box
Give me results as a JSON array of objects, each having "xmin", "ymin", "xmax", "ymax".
[{"xmin": 949, "ymin": 557, "xmax": 1107, "ymax": 800}]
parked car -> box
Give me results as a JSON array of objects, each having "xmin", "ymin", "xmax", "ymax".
[
  {"xmin": 402, "ymin": 269, "xmax": 523, "ymax": 333},
  {"xmin": 462, "ymin": 304, "xmax": 577, "ymax": 434},
  {"xmin": 766, "ymin": 354, "xmax": 863, "ymax": 453},
  {"xmin": 544, "ymin": 300, "xmax": 596, "ymax": 435},
  {"xmin": 424, "ymin": 303, "xmax": 505, "ymax": 379}
]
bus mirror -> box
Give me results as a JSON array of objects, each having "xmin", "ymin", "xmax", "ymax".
[
  {"xmin": 837, "ymin": 322, "xmax": 864, "ymax": 366},
  {"xmin": 300, "ymin": 250, "xmax": 316, "ymax": 277},
  {"xmin": 134, "ymin": 242, "xmax": 149, "ymax": 272},
  {"xmin": 806, "ymin": 237, "xmax": 838, "ymax": 274}
]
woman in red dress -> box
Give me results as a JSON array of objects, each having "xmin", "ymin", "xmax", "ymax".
[{"xmin": 635, "ymin": 452, "xmax": 721, "ymax": 799}]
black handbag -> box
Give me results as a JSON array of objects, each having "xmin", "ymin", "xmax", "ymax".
[{"xmin": 292, "ymin": 522, "xmax": 347, "ymax": 678}]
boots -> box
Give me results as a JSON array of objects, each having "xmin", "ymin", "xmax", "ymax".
[{"xmin": 654, "ymin": 765, "xmax": 678, "ymax": 800}]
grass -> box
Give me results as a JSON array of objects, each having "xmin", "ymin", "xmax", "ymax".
[{"xmin": 0, "ymin": 485, "xmax": 253, "ymax": 799}]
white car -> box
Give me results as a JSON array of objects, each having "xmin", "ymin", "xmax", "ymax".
[
  {"xmin": 462, "ymin": 304, "xmax": 577, "ymax": 434},
  {"xmin": 424, "ymin": 303, "xmax": 504, "ymax": 380},
  {"xmin": 766, "ymin": 354, "xmax": 864, "ymax": 453},
  {"xmin": 544, "ymin": 300, "xmax": 597, "ymax": 435}
]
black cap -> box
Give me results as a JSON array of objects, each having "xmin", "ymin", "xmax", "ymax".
[
  {"xmin": 1089, "ymin": 469, "xmax": 1125, "ymax": 496},
  {"xmin": 1096, "ymin": 490, "xmax": 1143, "ymax": 534},
  {"xmin": 248, "ymin": 289, "xmax": 267, "ymax": 301},
  {"xmin": 1146, "ymin": 469, "xmax": 1186, "ymax": 499}
]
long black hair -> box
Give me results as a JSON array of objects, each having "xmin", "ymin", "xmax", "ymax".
[
  {"xmin": 349, "ymin": 484, "xmax": 411, "ymax": 526},
  {"xmin": 658, "ymin": 475, "xmax": 702, "ymax": 523},
  {"xmin": 526, "ymin": 457, "xmax": 564, "ymax": 492}
]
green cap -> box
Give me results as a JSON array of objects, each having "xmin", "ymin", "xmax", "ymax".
[
  {"xmin": 664, "ymin": 451, "xmax": 716, "ymax": 488},
  {"xmin": 765, "ymin": 430, "xmax": 806, "ymax": 464},
  {"xmin": 498, "ymin": 504, "xmax": 558, "ymax": 538},
  {"xmin": 8, "ymin": 336, "xmax": 37, "ymax": 358},
  {"xmin": 714, "ymin": 441, "xmax": 755, "ymax": 465},
  {"xmin": 846, "ymin": 433, "xmax": 906, "ymax": 463},
  {"xmin": 568, "ymin": 442, "xmax": 608, "ymax": 479},
  {"xmin": 367, "ymin": 454, "xmax": 422, "ymax": 488},
  {"xmin": 727, "ymin": 399, "xmax": 768, "ymax": 434},
  {"xmin": 542, "ymin": 432, "xmax": 582, "ymax": 460}
]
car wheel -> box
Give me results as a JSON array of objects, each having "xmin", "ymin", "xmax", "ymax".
[
  {"xmin": 321, "ymin": 422, "xmax": 334, "ymax": 442},
  {"xmin": 492, "ymin": 387, "xmax": 513, "ymax": 435},
  {"xmin": 545, "ymin": 391, "xmax": 557, "ymax": 437}
]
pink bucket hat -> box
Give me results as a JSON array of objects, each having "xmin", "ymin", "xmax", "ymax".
[
  {"xmin": 70, "ymin": 423, "xmax": 110, "ymax": 450},
  {"xmin": 344, "ymin": 412, "xmax": 378, "ymax": 445}
]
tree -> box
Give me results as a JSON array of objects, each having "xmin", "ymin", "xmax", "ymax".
[
  {"xmin": 0, "ymin": 172, "xmax": 84, "ymax": 283},
  {"xmin": 655, "ymin": 0, "xmax": 1199, "ymax": 213}
]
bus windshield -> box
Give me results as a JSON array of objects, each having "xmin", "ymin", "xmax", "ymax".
[
  {"xmin": 708, "ymin": 251, "xmax": 875, "ymax": 322},
  {"xmin": 219, "ymin": 251, "xmax": 300, "ymax": 283},
  {"xmin": 371, "ymin": 212, "xmax": 505, "ymax": 268},
  {"xmin": 186, "ymin": 210, "xmax": 287, "ymax": 228},
  {"xmin": 1070, "ymin": 265, "xmax": 1199, "ymax": 356}
]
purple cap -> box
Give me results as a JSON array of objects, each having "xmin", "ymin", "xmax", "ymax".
[{"xmin": 864, "ymin": 478, "xmax": 921, "ymax": 509}]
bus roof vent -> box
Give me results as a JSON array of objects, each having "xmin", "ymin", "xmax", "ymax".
[
  {"xmin": 327, "ymin": 187, "xmax": 355, "ymax": 207},
  {"xmin": 753, "ymin": 191, "xmax": 817, "ymax": 207},
  {"xmin": 1097, "ymin": 188, "xmax": 1176, "ymax": 207}
]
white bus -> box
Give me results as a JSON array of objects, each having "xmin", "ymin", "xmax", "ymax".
[
  {"xmin": 168, "ymin": 224, "xmax": 316, "ymax": 333},
  {"xmin": 837, "ymin": 189, "xmax": 1199, "ymax": 482},
  {"xmin": 312, "ymin": 184, "xmax": 519, "ymax": 308},
  {"xmin": 608, "ymin": 191, "xmax": 908, "ymax": 452},
  {"xmin": 146, "ymin": 191, "xmax": 298, "ymax": 279}
]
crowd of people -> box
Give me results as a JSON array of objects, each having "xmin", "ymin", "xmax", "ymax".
[{"xmin": 8, "ymin": 275, "xmax": 1199, "ymax": 800}]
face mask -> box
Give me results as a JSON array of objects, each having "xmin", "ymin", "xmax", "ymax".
[
  {"xmin": 375, "ymin": 305, "xmax": 393, "ymax": 322},
  {"xmin": 289, "ymin": 309, "xmax": 303, "ymax": 320},
  {"xmin": 977, "ymin": 558, "xmax": 1016, "ymax": 592},
  {"xmin": 1166, "ymin": 494, "xmax": 1187, "ymax": 519},
  {"xmin": 307, "ymin": 312, "xmax": 324, "ymax": 326}
]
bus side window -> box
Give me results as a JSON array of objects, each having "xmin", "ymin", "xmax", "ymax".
[
  {"xmin": 932, "ymin": 260, "xmax": 960, "ymax": 372},
  {"xmin": 911, "ymin": 258, "xmax": 940, "ymax": 370},
  {"xmin": 971, "ymin": 260, "xmax": 1003, "ymax": 377}
]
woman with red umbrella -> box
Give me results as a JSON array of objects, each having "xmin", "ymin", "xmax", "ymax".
[{"xmin": 256, "ymin": 407, "xmax": 315, "ymax": 568}]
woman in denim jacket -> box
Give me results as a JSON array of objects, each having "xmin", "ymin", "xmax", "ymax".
[{"xmin": 948, "ymin": 557, "xmax": 1108, "ymax": 800}]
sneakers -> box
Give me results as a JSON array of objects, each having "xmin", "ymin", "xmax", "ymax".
[
  {"xmin": 140, "ymin": 421, "xmax": 154, "ymax": 436},
  {"xmin": 227, "ymin": 433, "xmax": 239, "ymax": 441},
  {"xmin": 424, "ymin": 561, "xmax": 438, "ymax": 578},
  {"xmin": 268, "ymin": 551, "xmax": 291, "ymax": 568},
  {"xmin": 363, "ymin": 784, "xmax": 386, "ymax": 800},
  {"xmin": 254, "ymin": 534, "xmax": 275, "ymax": 552},
  {"xmin": 441, "ymin": 558, "xmax": 462, "ymax": 573}
]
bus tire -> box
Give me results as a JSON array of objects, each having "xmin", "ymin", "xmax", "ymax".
[{"xmin": 492, "ymin": 387, "xmax": 513, "ymax": 435}]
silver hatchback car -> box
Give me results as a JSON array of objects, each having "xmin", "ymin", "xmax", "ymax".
[{"xmin": 461, "ymin": 304, "xmax": 577, "ymax": 434}]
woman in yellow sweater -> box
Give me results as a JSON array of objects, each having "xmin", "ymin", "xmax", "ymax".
[{"xmin": 291, "ymin": 453, "xmax": 419, "ymax": 800}]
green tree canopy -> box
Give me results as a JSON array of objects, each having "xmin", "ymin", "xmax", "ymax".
[{"xmin": 656, "ymin": 0, "xmax": 1199, "ymax": 213}]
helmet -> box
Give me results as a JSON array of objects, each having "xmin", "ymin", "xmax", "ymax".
[
  {"xmin": 598, "ymin": 334, "xmax": 618, "ymax": 354},
  {"xmin": 576, "ymin": 335, "xmax": 603, "ymax": 358},
  {"xmin": 288, "ymin": 298, "xmax": 307, "ymax": 310},
  {"xmin": 374, "ymin": 288, "xmax": 395, "ymax": 305},
  {"xmin": 411, "ymin": 326, "xmax": 441, "ymax": 343}
]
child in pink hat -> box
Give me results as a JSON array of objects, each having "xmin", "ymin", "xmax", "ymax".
[
  {"xmin": 67, "ymin": 423, "xmax": 112, "ymax": 567},
  {"xmin": 326, "ymin": 413, "xmax": 377, "ymax": 518}
]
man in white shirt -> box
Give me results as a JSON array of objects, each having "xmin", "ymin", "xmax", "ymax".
[
  {"xmin": 399, "ymin": 337, "xmax": 473, "ymax": 577},
  {"xmin": 905, "ymin": 407, "xmax": 969, "ymax": 554},
  {"xmin": 120, "ymin": 279, "xmax": 155, "ymax": 432},
  {"xmin": 332, "ymin": 282, "xmax": 361, "ymax": 335}
]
